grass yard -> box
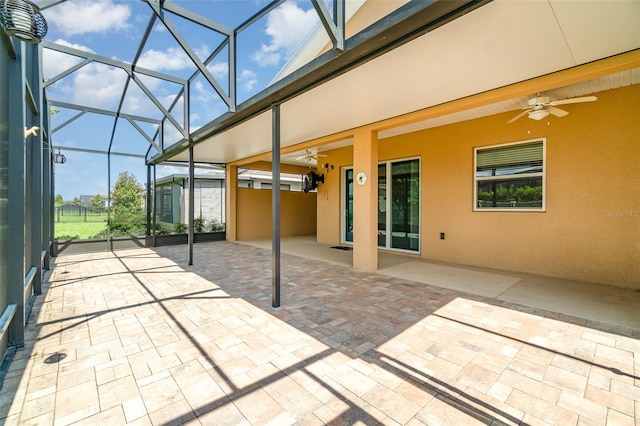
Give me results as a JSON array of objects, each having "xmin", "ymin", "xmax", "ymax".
[
  {"xmin": 55, "ymin": 221, "xmax": 107, "ymax": 240},
  {"xmin": 55, "ymin": 216, "xmax": 107, "ymax": 240}
]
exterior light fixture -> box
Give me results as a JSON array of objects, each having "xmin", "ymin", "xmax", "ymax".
[
  {"xmin": 53, "ymin": 149, "xmax": 66, "ymax": 164},
  {"xmin": 24, "ymin": 125, "xmax": 38, "ymax": 137},
  {"xmin": 0, "ymin": 0, "xmax": 48, "ymax": 44}
]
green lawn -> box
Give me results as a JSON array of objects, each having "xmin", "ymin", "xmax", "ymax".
[{"xmin": 55, "ymin": 220, "xmax": 107, "ymax": 240}]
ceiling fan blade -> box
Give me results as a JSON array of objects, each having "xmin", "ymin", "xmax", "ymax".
[
  {"xmin": 507, "ymin": 109, "xmax": 531, "ymax": 124},
  {"xmin": 548, "ymin": 95, "xmax": 597, "ymax": 106},
  {"xmin": 295, "ymin": 155, "xmax": 307, "ymax": 161},
  {"xmin": 547, "ymin": 106, "xmax": 568, "ymax": 117}
]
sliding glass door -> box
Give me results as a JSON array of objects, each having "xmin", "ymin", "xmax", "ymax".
[{"xmin": 343, "ymin": 158, "xmax": 420, "ymax": 252}]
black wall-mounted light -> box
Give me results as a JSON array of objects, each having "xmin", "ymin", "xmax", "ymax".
[
  {"xmin": 53, "ymin": 150, "xmax": 66, "ymax": 164},
  {"xmin": 0, "ymin": 0, "xmax": 48, "ymax": 44}
]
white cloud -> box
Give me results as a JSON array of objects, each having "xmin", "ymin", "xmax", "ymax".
[
  {"xmin": 193, "ymin": 81, "xmax": 205, "ymax": 93},
  {"xmin": 43, "ymin": 39, "xmax": 96, "ymax": 78},
  {"xmin": 239, "ymin": 69, "xmax": 258, "ymax": 91},
  {"xmin": 163, "ymin": 121, "xmax": 185, "ymax": 145},
  {"xmin": 43, "ymin": 39, "xmax": 126, "ymax": 109},
  {"xmin": 71, "ymin": 62, "xmax": 127, "ymax": 108},
  {"xmin": 137, "ymin": 45, "xmax": 218, "ymax": 75},
  {"xmin": 192, "ymin": 80, "xmax": 214, "ymax": 103},
  {"xmin": 252, "ymin": 2, "xmax": 317, "ymax": 67},
  {"xmin": 137, "ymin": 47, "xmax": 193, "ymax": 72},
  {"xmin": 45, "ymin": 0, "xmax": 131, "ymax": 36},
  {"xmin": 208, "ymin": 62, "xmax": 228, "ymax": 79},
  {"xmin": 162, "ymin": 94, "xmax": 179, "ymax": 108}
]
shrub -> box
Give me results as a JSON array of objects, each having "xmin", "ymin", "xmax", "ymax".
[
  {"xmin": 173, "ymin": 222, "xmax": 187, "ymax": 234},
  {"xmin": 194, "ymin": 217, "xmax": 205, "ymax": 233},
  {"xmin": 209, "ymin": 219, "xmax": 225, "ymax": 232},
  {"xmin": 109, "ymin": 214, "xmax": 147, "ymax": 237},
  {"xmin": 56, "ymin": 234, "xmax": 80, "ymax": 240}
]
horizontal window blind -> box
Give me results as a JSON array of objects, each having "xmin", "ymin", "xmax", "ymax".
[{"xmin": 477, "ymin": 141, "xmax": 543, "ymax": 170}]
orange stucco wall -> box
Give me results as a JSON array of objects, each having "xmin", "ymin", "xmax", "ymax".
[
  {"xmin": 317, "ymin": 85, "xmax": 640, "ymax": 287},
  {"xmin": 236, "ymin": 188, "xmax": 317, "ymax": 240}
]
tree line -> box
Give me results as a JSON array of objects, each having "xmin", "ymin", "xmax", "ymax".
[{"xmin": 54, "ymin": 171, "xmax": 144, "ymax": 217}]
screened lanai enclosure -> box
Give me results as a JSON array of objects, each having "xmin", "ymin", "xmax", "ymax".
[
  {"xmin": 39, "ymin": 0, "xmax": 422, "ymax": 256},
  {"xmin": 43, "ymin": 0, "xmax": 354, "ymax": 255},
  {"xmin": 4, "ymin": 0, "xmax": 463, "ymax": 376},
  {"xmin": 3, "ymin": 0, "xmax": 638, "ymax": 396}
]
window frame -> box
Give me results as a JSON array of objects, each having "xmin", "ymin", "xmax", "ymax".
[{"xmin": 473, "ymin": 138, "xmax": 546, "ymax": 212}]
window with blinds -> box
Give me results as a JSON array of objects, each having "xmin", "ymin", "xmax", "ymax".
[{"xmin": 474, "ymin": 139, "xmax": 545, "ymax": 211}]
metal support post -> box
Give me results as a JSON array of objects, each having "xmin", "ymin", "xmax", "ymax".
[
  {"xmin": 187, "ymin": 146, "xmax": 194, "ymax": 265},
  {"xmin": 29, "ymin": 119, "xmax": 42, "ymax": 295},
  {"xmin": 271, "ymin": 104, "xmax": 281, "ymax": 308},
  {"xmin": 152, "ymin": 165, "xmax": 157, "ymax": 246},
  {"xmin": 50, "ymin": 152, "xmax": 56, "ymax": 257},
  {"xmin": 42, "ymin": 133, "xmax": 51, "ymax": 270},
  {"xmin": 107, "ymin": 153, "xmax": 112, "ymax": 251},
  {"xmin": 7, "ymin": 42, "xmax": 26, "ymax": 346},
  {"xmin": 28, "ymin": 42, "xmax": 43, "ymax": 295},
  {"xmin": 146, "ymin": 164, "xmax": 151, "ymax": 236}
]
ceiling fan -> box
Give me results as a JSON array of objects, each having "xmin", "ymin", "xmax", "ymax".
[
  {"xmin": 507, "ymin": 95, "xmax": 597, "ymax": 123},
  {"xmin": 290, "ymin": 149, "xmax": 327, "ymax": 163}
]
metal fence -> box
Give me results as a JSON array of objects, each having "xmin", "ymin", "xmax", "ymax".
[{"xmin": 55, "ymin": 206, "xmax": 107, "ymax": 223}]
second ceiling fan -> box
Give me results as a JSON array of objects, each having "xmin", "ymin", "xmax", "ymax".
[{"xmin": 293, "ymin": 149, "xmax": 327, "ymax": 163}]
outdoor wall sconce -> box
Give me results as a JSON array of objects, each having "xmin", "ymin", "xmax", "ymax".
[
  {"xmin": 322, "ymin": 163, "xmax": 334, "ymax": 174},
  {"xmin": 0, "ymin": 0, "xmax": 48, "ymax": 44},
  {"xmin": 24, "ymin": 125, "xmax": 38, "ymax": 137},
  {"xmin": 53, "ymin": 149, "xmax": 66, "ymax": 164}
]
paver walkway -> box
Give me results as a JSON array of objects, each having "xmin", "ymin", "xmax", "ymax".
[{"xmin": 0, "ymin": 241, "xmax": 638, "ymax": 425}]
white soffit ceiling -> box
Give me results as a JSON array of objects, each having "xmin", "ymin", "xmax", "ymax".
[
  {"xmin": 379, "ymin": 67, "xmax": 640, "ymax": 139},
  {"xmin": 178, "ymin": 0, "xmax": 640, "ymax": 165}
]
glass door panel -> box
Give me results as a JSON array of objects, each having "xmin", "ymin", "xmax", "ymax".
[
  {"xmin": 391, "ymin": 159, "xmax": 420, "ymax": 251},
  {"xmin": 345, "ymin": 168, "xmax": 353, "ymax": 243},
  {"xmin": 377, "ymin": 163, "xmax": 387, "ymax": 247}
]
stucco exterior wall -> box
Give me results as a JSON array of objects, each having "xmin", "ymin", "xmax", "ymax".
[
  {"xmin": 236, "ymin": 188, "xmax": 317, "ymax": 240},
  {"xmin": 317, "ymin": 85, "xmax": 639, "ymax": 287}
]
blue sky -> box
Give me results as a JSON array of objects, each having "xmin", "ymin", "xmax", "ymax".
[{"xmin": 41, "ymin": 0, "xmax": 329, "ymax": 201}]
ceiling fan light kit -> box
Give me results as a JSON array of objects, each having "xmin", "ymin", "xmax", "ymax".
[{"xmin": 528, "ymin": 109, "xmax": 550, "ymax": 121}]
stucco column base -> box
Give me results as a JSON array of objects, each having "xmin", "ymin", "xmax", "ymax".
[{"xmin": 352, "ymin": 128, "xmax": 378, "ymax": 271}]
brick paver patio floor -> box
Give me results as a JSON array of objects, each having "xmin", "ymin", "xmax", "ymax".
[{"xmin": 0, "ymin": 241, "xmax": 638, "ymax": 425}]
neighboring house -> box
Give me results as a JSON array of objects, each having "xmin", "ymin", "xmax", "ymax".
[
  {"xmin": 79, "ymin": 195, "xmax": 93, "ymax": 208},
  {"xmin": 155, "ymin": 169, "xmax": 304, "ymax": 225}
]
